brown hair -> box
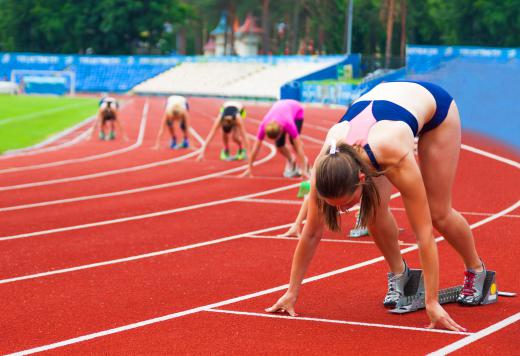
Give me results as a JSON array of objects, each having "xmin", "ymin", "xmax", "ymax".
[
  {"xmin": 315, "ymin": 142, "xmax": 382, "ymax": 232},
  {"xmin": 265, "ymin": 121, "xmax": 281, "ymax": 139}
]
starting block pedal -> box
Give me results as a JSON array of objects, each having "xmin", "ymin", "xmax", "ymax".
[
  {"xmin": 297, "ymin": 180, "xmax": 310, "ymax": 199},
  {"xmin": 389, "ymin": 270, "xmax": 515, "ymax": 314}
]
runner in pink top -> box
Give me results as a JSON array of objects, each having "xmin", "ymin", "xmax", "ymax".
[
  {"xmin": 256, "ymin": 99, "xmax": 304, "ymax": 141},
  {"xmin": 241, "ymin": 99, "xmax": 309, "ymax": 178}
]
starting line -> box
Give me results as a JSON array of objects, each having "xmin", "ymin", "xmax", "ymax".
[{"xmin": 204, "ymin": 308, "xmax": 472, "ymax": 335}]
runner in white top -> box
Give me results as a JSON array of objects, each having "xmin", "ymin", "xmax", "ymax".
[{"xmin": 154, "ymin": 95, "xmax": 191, "ymax": 149}]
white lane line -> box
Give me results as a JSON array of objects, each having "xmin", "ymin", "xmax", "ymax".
[
  {"xmin": 461, "ymin": 144, "xmax": 520, "ymax": 168},
  {"xmin": 0, "ymin": 222, "xmax": 294, "ymax": 285},
  {"xmin": 241, "ymin": 199, "xmax": 520, "ymax": 218},
  {"xmin": 389, "ymin": 207, "xmax": 520, "ymax": 219},
  {"xmin": 7, "ymin": 200, "xmax": 517, "ymax": 356},
  {"xmin": 0, "ymin": 102, "xmax": 89, "ymax": 126},
  {"xmin": 0, "ymin": 99, "xmax": 147, "ymax": 174},
  {"xmin": 0, "ymin": 127, "xmax": 204, "ymax": 197},
  {"xmin": 0, "ymin": 189, "xmax": 387, "ymax": 282},
  {"xmin": 245, "ymin": 235, "xmax": 417, "ymax": 246},
  {"xmin": 0, "ymin": 130, "xmax": 275, "ymax": 211},
  {"xmin": 205, "ymin": 308, "xmax": 472, "ymax": 336},
  {"xmin": 0, "ymin": 182, "xmax": 299, "ymax": 242},
  {"xmin": 428, "ymin": 312, "xmax": 520, "ymax": 355},
  {"xmin": 240, "ymin": 198, "xmax": 302, "ymax": 205}
]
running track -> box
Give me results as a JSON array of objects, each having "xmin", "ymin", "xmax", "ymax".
[{"xmin": 1, "ymin": 97, "xmax": 519, "ymax": 355}]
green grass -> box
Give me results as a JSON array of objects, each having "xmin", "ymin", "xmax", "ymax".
[{"xmin": 0, "ymin": 95, "xmax": 98, "ymax": 154}]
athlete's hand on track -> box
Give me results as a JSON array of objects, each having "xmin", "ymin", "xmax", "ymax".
[
  {"xmin": 239, "ymin": 168, "xmax": 252, "ymax": 177},
  {"xmin": 265, "ymin": 292, "xmax": 298, "ymax": 317},
  {"xmin": 426, "ymin": 302, "xmax": 466, "ymax": 332},
  {"xmin": 196, "ymin": 153, "xmax": 204, "ymax": 162},
  {"xmin": 279, "ymin": 225, "xmax": 301, "ymax": 238}
]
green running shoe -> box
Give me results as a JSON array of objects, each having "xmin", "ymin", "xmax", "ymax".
[
  {"xmin": 234, "ymin": 148, "xmax": 247, "ymax": 160},
  {"xmin": 220, "ymin": 149, "xmax": 231, "ymax": 161},
  {"xmin": 109, "ymin": 131, "xmax": 116, "ymax": 140},
  {"xmin": 99, "ymin": 131, "xmax": 105, "ymax": 140}
]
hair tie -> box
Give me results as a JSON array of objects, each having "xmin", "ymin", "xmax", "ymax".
[{"xmin": 329, "ymin": 138, "xmax": 337, "ymax": 155}]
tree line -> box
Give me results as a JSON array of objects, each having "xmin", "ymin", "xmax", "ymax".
[{"xmin": 1, "ymin": 0, "xmax": 519, "ymax": 59}]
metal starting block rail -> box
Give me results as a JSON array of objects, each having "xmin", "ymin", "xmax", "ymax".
[{"xmin": 390, "ymin": 269, "xmax": 516, "ymax": 314}]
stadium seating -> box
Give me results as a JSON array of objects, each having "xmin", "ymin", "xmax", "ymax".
[{"xmin": 132, "ymin": 61, "xmax": 332, "ymax": 99}]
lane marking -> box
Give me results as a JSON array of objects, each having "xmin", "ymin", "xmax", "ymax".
[
  {"xmin": 0, "ymin": 127, "xmax": 204, "ymax": 196},
  {"xmin": 0, "ymin": 182, "xmax": 298, "ymax": 242},
  {"xmin": 0, "ymin": 130, "xmax": 275, "ymax": 211},
  {"xmin": 0, "ymin": 222, "xmax": 294, "ymax": 285},
  {"xmin": 0, "ymin": 99, "xmax": 147, "ymax": 174},
  {"xmin": 240, "ymin": 198, "xmax": 302, "ymax": 205},
  {"xmin": 205, "ymin": 308, "xmax": 472, "ymax": 336},
  {"xmin": 7, "ymin": 199, "xmax": 517, "ymax": 355},
  {"xmin": 240, "ymin": 199, "xmax": 520, "ymax": 218},
  {"xmin": 389, "ymin": 207, "xmax": 520, "ymax": 219},
  {"xmin": 0, "ymin": 189, "xmax": 394, "ymax": 283},
  {"xmin": 245, "ymin": 234, "xmax": 416, "ymax": 246},
  {"xmin": 428, "ymin": 312, "xmax": 520, "ymax": 355},
  {"xmin": 0, "ymin": 110, "xmax": 274, "ymax": 193},
  {"xmin": 461, "ymin": 144, "xmax": 520, "ymax": 168}
]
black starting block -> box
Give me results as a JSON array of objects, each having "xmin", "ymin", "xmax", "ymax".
[{"xmin": 389, "ymin": 269, "xmax": 516, "ymax": 314}]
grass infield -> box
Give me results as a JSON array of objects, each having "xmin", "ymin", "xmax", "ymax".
[{"xmin": 0, "ymin": 94, "xmax": 98, "ymax": 153}]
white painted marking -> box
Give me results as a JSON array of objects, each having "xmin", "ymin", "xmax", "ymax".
[
  {"xmin": 5, "ymin": 200, "xmax": 518, "ymax": 355},
  {"xmin": 0, "ymin": 183, "xmax": 299, "ymax": 242},
  {"xmin": 428, "ymin": 312, "xmax": 520, "ymax": 355},
  {"xmin": 240, "ymin": 198, "xmax": 302, "ymax": 205},
  {"xmin": 0, "ymin": 127, "xmax": 204, "ymax": 195},
  {"xmin": 245, "ymin": 234, "xmax": 416, "ymax": 246},
  {"xmin": 0, "ymin": 222, "xmax": 294, "ymax": 285},
  {"xmin": 389, "ymin": 207, "xmax": 520, "ymax": 219},
  {"xmin": 0, "ymin": 130, "xmax": 276, "ymax": 210},
  {"xmin": 0, "ymin": 99, "xmax": 147, "ymax": 174},
  {"xmin": 205, "ymin": 308, "xmax": 471, "ymax": 335},
  {"xmin": 461, "ymin": 144, "xmax": 520, "ymax": 168}
]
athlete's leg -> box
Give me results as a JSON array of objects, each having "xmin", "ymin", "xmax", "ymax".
[
  {"xmin": 231, "ymin": 127, "xmax": 242, "ymax": 149},
  {"xmin": 367, "ymin": 175, "xmax": 410, "ymax": 307},
  {"xmin": 222, "ymin": 130, "xmax": 230, "ymax": 151},
  {"xmin": 417, "ymin": 101, "xmax": 482, "ymax": 271},
  {"xmin": 367, "ymin": 175, "xmax": 403, "ymax": 274}
]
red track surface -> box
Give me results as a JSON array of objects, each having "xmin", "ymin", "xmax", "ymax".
[{"xmin": 0, "ymin": 98, "xmax": 518, "ymax": 355}]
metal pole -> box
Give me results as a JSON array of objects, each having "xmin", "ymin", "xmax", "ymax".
[{"xmin": 346, "ymin": 0, "xmax": 353, "ymax": 54}]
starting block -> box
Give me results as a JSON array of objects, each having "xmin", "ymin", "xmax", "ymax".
[
  {"xmin": 389, "ymin": 269, "xmax": 516, "ymax": 314},
  {"xmin": 297, "ymin": 180, "xmax": 310, "ymax": 198}
]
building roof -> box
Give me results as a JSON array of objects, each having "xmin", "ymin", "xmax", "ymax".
[
  {"xmin": 210, "ymin": 14, "xmax": 228, "ymax": 35},
  {"xmin": 237, "ymin": 14, "xmax": 262, "ymax": 34}
]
